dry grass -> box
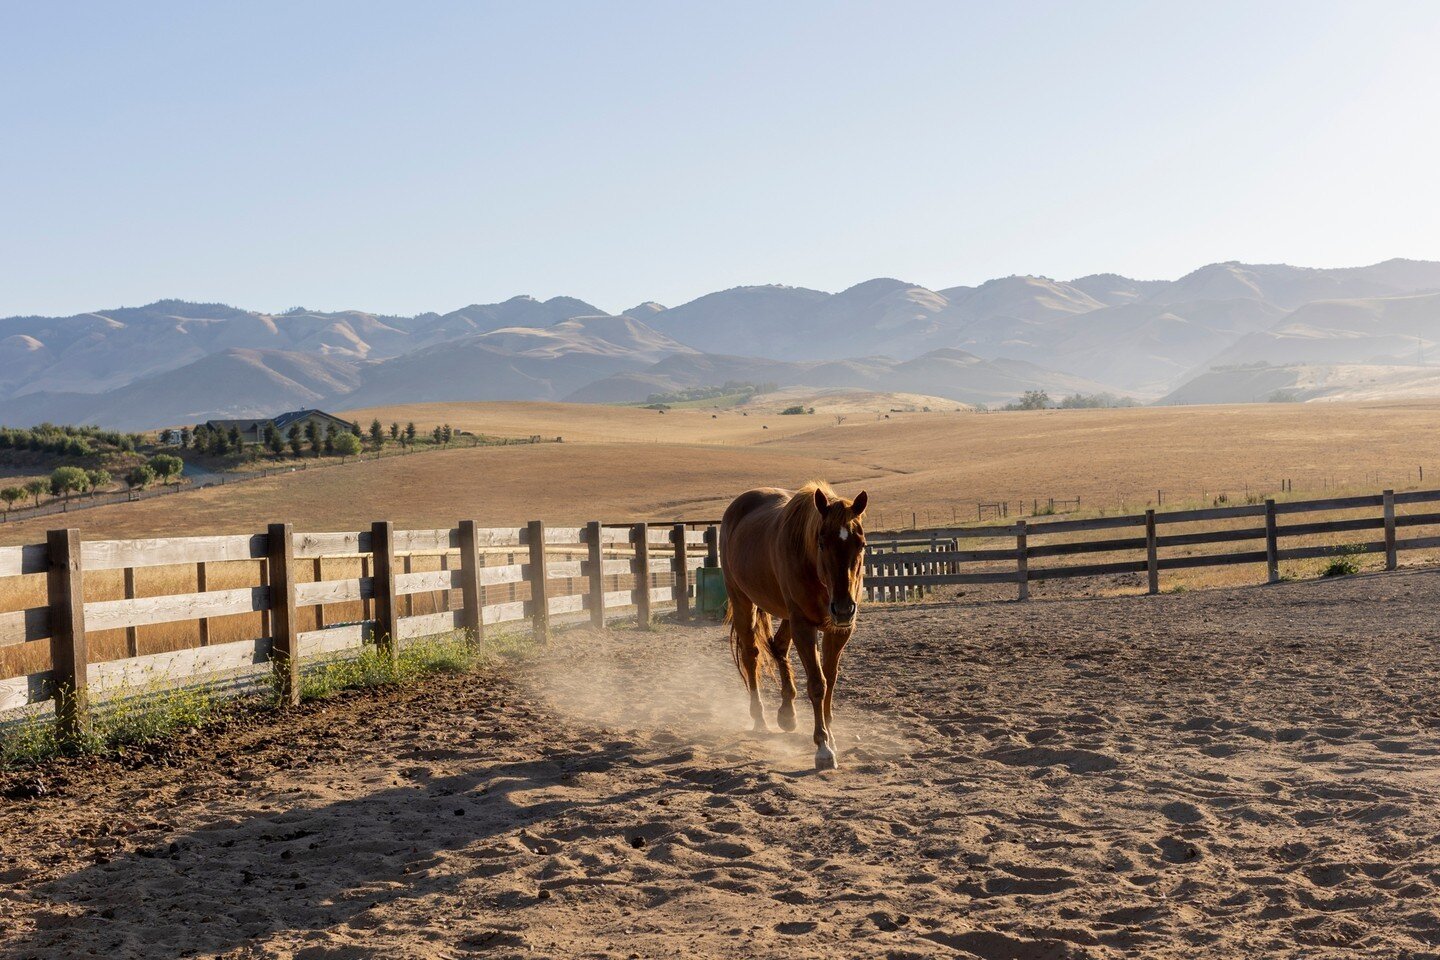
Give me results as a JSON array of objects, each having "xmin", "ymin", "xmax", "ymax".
[
  {"xmin": 338, "ymin": 399, "xmax": 839, "ymax": 445},
  {"xmin": 5, "ymin": 399, "xmax": 1436, "ymax": 547}
]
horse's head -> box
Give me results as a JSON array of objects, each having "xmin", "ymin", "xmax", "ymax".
[{"xmin": 813, "ymin": 487, "xmax": 868, "ymax": 628}]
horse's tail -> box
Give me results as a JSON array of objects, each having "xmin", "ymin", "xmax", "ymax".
[{"xmin": 725, "ymin": 601, "xmax": 775, "ymax": 684}]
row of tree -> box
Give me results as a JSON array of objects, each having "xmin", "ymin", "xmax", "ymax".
[
  {"xmin": 0, "ymin": 454, "xmax": 184, "ymax": 517},
  {"xmin": 0, "ymin": 424, "xmax": 145, "ymax": 458},
  {"xmin": 1002, "ymin": 390, "xmax": 1141, "ymax": 411},
  {"xmin": 365, "ymin": 419, "xmax": 460, "ymax": 451},
  {"xmin": 146, "ymin": 419, "xmax": 462, "ymax": 462}
]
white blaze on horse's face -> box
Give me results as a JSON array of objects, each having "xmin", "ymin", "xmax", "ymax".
[{"xmin": 813, "ymin": 488, "xmax": 868, "ymax": 628}]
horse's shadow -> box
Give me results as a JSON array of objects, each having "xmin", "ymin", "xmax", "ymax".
[{"xmin": 4, "ymin": 740, "xmax": 660, "ymax": 959}]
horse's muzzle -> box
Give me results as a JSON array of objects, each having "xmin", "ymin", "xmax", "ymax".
[{"xmin": 829, "ymin": 600, "xmax": 857, "ymax": 626}]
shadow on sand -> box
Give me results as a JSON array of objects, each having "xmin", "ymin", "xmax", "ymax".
[{"xmin": 4, "ymin": 740, "xmax": 663, "ymax": 959}]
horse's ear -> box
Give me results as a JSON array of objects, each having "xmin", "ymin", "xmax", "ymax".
[
  {"xmin": 814, "ymin": 487, "xmax": 830, "ymax": 516},
  {"xmin": 851, "ymin": 490, "xmax": 868, "ymax": 516}
]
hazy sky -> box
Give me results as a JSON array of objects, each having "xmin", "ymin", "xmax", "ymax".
[{"xmin": 4, "ymin": 1, "xmax": 1440, "ymax": 318}]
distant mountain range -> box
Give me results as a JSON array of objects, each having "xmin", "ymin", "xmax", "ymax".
[{"xmin": 4, "ymin": 258, "xmax": 1440, "ymax": 429}]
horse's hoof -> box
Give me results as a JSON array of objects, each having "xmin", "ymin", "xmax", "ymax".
[
  {"xmin": 814, "ymin": 743, "xmax": 839, "ymax": 771},
  {"xmin": 777, "ymin": 704, "xmax": 797, "ymax": 732}
]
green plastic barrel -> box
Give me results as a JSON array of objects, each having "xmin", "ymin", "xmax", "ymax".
[{"xmin": 695, "ymin": 565, "xmax": 728, "ymax": 619}]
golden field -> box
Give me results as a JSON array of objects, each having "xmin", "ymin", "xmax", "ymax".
[
  {"xmin": 5, "ymin": 396, "xmax": 1440, "ymax": 680},
  {"xmin": 3, "ymin": 397, "xmax": 1437, "ymax": 546}
]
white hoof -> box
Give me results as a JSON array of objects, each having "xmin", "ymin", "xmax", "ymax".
[{"xmin": 815, "ymin": 742, "xmax": 839, "ymax": 771}]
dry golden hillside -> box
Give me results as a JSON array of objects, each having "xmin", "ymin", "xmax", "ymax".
[{"xmin": 1, "ymin": 398, "xmax": 1437, "ymax": 544}]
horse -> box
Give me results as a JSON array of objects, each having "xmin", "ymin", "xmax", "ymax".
[{"xmin": 720, "ymin": 481, "xmax": 868, "ymax": 770}]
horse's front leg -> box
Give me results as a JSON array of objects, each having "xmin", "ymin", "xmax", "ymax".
[
  {"xmin": 790, "ymin": 616, "xmax": 836, "ymax": 770},
  {"xmin": 820, "ymin": 627, "xmax": 851, "ymax": 751}
]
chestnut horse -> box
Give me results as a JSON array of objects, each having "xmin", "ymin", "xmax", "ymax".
[{"xmin": 720, "ymin": 481, "xmax": 868, "ymax": 770}]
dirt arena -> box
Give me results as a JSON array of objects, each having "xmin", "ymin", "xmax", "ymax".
[{"xmin": 3, "ymin": 571, "xmax": 1439, "ymax": 958}]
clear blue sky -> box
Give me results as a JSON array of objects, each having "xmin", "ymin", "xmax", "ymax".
[{"xmin": 4, "ymin": 1, "xmax": 1439, "ymax": 318}]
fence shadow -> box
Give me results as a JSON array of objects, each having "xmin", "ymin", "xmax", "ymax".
[{"xmin": 2, "ymin": 740, "xmax": 658, "ymax": 959}]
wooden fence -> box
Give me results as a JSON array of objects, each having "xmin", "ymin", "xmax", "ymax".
[
  {"xmin": 865, "ymin": 487, "xmax": 1440, "ymax": 603},
  {"xmin": 1, "ymin": 519, "xmax": 719, "ymax": 738}
]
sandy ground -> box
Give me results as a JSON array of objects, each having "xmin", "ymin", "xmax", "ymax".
[{"xmin": 2, "ymin": 570, "xmax": 1439, "ymax": 958}]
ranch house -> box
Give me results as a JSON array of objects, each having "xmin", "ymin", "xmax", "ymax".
[{"xmin": 202, "ymin": 409, "xmax": 355, "ymax": 446}]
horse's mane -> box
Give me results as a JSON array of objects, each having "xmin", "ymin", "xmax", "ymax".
[{"xmin": 780, "ymin": 480, "xmax": 836, "ymax": 566}]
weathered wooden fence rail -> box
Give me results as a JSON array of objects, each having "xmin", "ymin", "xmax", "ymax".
[
  {"xmin": 1, "ymin": 519, "xmax": 717, "ymax": 737},
  {"xmin": 865, "ymin": 487, "xmax": 1440, "ymax": 602}
]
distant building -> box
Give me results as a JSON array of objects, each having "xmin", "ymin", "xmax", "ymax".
[{"xmin": 202, "ymin": 409, "xmax": 355, "ymax": 446}]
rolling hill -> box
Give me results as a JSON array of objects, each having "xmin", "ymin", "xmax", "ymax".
[{"xmin": 5, "ymin": 258, "xmax": 1440, "ymax": 428}]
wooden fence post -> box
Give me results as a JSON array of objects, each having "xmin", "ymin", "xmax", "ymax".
[
  {"xmin": 1145, "ymin": 509, "xmax": 1159, "ymax": 595},
  {"xmin": 196, "ymin": 561, "xmax": 210, "ymax": 646},
  {"xmin": 586, "ymin": 521, "xmax": 606, "ymax": 628},
  {"xmin": 1015, "ymin": 520, "xmax": 1029, "ymax": 601},
  {"xmin": 673, "ymin": 523, "xmax": 691, "ymax": 622},
  {"xmin": 267, "ymin": 523, "xmax": 300, "ymax": 706},
  {"xmin": 123, "ymin": 566, "xmax": 139, "ymax": 657},
  {"xmin": 371, "ymin": 521, "xmax": 399, "ymax": 659},
  {"xmin": 458, "ymin": 520, "xmax": 485, "ymax": 644},
  {"xmin": 360, "ymin": 555, "xmax": 372, "ymax": 622},
  {"xmin": 258, "ymin": 557, "xmax": 271, "ymax": 640},
  {"xmin": 1264, "ymin": 499, "xmax": 1279, "ymax": 583},
  {"xmin": 705, "ymin": 524, "xmax": 720, "ymax": 568},
  {"xmin": 1383, "ymin": 489, "xmax": 1397, "ymax": 571},
  {"xmin": 46, "ymin": 528, "xmax": 89, "ymax": 740},
  {"xmin": 402, "ymin": 554, "xmax": 414, "ymax": 617},
  {"xmin": 527, "ymin": 520, "xmax": 549, "ymax": 644},
  {"xmin": 312, "ymin": 557, "xmax": 325, "ymax": 628},
  {"xmin": 633, "ymin": 522, "xmax": 652, "ymax": 628}
]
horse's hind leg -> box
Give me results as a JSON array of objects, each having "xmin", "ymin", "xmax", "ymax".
[
  {"xmin": 727, "ymin": 592, "xmax": 769, "ymax": 733},
  {"xmin": 769, "ymin": 620, "xmax": 798, "ymax": 732}
]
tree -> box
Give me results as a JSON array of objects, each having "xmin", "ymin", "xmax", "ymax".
[
  {"xmin": 24, "ymin": 478, "xmax": 47, "ymax": 508},
  {"xmin": 228, "ymin": 425, "xmax": 242, "ymax": 450},
  {"xmin": 441, "ymin": 423, "xmax": 453, "ymax": 445},
  {"xmin": 389, "ymin": 422, "xmax": 400, "ymax": 443},
  {"xmin": 305, "ymin": 421, "xmax": 321, "ymax": 457},
  {"xmin": 369, "ymin": 418, "xmax": 385, "ymax": 450},
  {"xmin": 333, "ymin": 431, "xmax": 362, "ymax": 461},
  {"xmin": 86, "ymin": 469, "xmax": 111, "ymax": 498},
  {"xmin": 211, "ymin": 430, "xmax": 229, "ymax": 456},
  {"xmin": 149, "ymin": 454, "xmax": 184, "ymax": 487},
  {"xmin": 0, "ymin": 486, "xmax": 22, "ymax": 518},
  {"xmin": 287, "ymin": 425, "xmax": 303, "ymax": 458},
  {"xmin": 431, "ymin": 425, "xmax": 443, "ymax": 445},
  {"xmin": 1015, "ymin": 390, "xmax": 1051, "ymax": 411},
  {"xmin": 179, "ymin": 426, "xmax": 191, "ymax": 449},
  {"xmin": 323, "ymin": 425, "xmax": 336, "ymax": 456},
  {"xmin": 159, "ymin": 428, "xmax": 174, "ymax": 445},
  {"xmin": 405, "ymin": 422, "xmax": 417, "ymax": 446},
  {"xmin": 125, "ymin": 464, "xmax": 156, "ymax": 498},
  {"xmin": 264, "ymin": 423, "xmax": 284, "ymax": 457},
  {"xmin": 50, "ymin": 466, "xmax": 88, "ymax": 508}
]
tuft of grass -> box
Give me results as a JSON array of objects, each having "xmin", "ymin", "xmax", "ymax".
[
  {"xmin": 1321, "ymin": 544, "xmax": 1366, "ymax": 578},
  {"xmin": 294, "ymin": 631, "xmax": 486, "ymax": 701},
  {"xmin": 2, "ymin": 681, "xmax": 232, "ymax": 769}
]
